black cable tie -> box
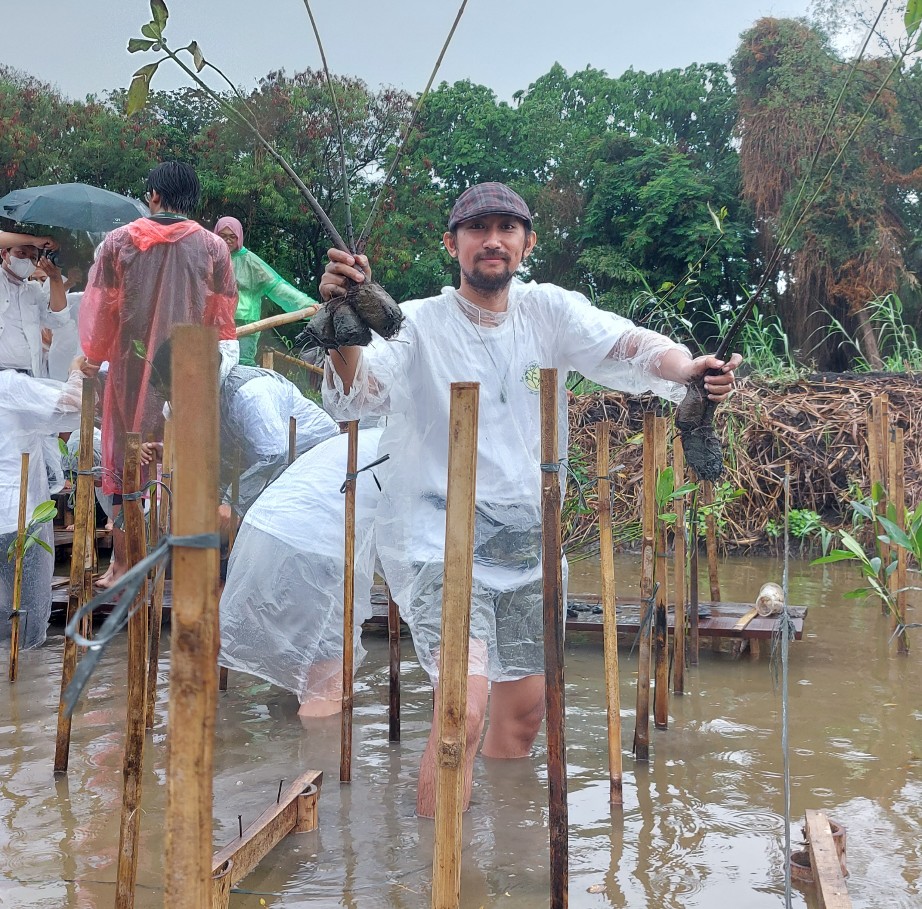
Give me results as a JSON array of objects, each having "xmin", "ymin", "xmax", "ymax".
[
  {"xmin": 340, "ymin": 453, "xmax": 390, "ymax": 494},
  {"xmin": 540, "ymin": 462, "xmax": 560, "ymax": 473},
  {"xmin": 121, "ymin": 489, "xmax": 145, "ymax": 502}
]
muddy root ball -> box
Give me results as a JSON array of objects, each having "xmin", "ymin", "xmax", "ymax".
[
  {"xmin": 295, "ymin": 304, "xmax": 338, "ymax": 351},
  {"xmin": 329, "ymin": 296, "xmax": 372, "ymax": 347},
  {"xmin": 675, "ymin": 378, "xmax": 725, "ymax": 482},
  {"xmin": 347, "ymin": 282, "xmax": 404, "ymax": 339}
]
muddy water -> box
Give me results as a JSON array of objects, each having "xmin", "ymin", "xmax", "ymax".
[{"xmin": 1, "ymin": 555, "xmax": 920, "ymax": 908}]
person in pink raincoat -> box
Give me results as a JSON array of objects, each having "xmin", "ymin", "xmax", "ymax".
[{"xmin": 79, "ymin": 162, "xmax": 238, "ymax": 587}]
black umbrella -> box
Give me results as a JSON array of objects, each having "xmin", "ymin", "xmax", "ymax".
[{"xmin": 0, "ymin": 182, "xmax": 147, "ymax": 232}]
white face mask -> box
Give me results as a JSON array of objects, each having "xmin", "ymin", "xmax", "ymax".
[{"xmin": 5, "ymin": 255, "xmax": 37, "ymax": 280}]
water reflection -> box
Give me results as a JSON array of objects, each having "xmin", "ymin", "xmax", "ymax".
[{"xmin": 0, "ymin": 556, "xmax": 920, "ymax": 907}]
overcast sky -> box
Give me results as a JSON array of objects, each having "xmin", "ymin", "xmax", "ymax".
[{"xmin": 8, "ymin": 1, "xmax": 823, "ymax": 103}]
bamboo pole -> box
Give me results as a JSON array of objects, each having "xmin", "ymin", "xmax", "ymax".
[
  {"xmin": 54, "ymin": 378, "xmax": 96, "ymax": 772},
  {"xmin": 115, "ymin": 433, "xmax": 149, "ymax": 909},
  {"xmin": 388, "ymin": 588, "xmax": 401, "ymax": 742},
  {"xmin": 673, "ymin": 435, "xmax": 687, "ymax": 694},
  {"xmin": 340, "ymin": 421, "xmax": 359, "ymax": 784},
  {"xmin": 689, "ymin": 505, "xmax": 700, "ymax": 666},
  {"xmin": 261, "ymin": 350, "xmax": 275, "ymax": 372},
  {"xmin": 271, "ymin": 349, "xmax": 325, "ymax": 377},
  {"xmin": 633, "ymin": 412, "xmax": 655, "ymax": 762},
  {"xmin": 7, "ymin": 453, "xmax": 29, "ymax": 682},
  {"xmin": 540, "ymin": 368, "xmax": 568, "ymax": 909},
  {"xmin": 595, "ymin": 422, "xmax": 622, "ymax": 806},
  {"xmin": 288, "ymin": 416, "xmax": 297, "ymax": 465},
  {"xmin": 701, "ymin": 480, "xmax": 722, "ymax": 653},
  {"xmin": 431, "ymin": 382, "xmax": 478, "ymax": 909},
  {"xmin": 164, "ymin": 325, "xmax": 221, "ymax": 907},
  {"xmin": 146, "ymin": 419, "xmax": 173, "ymax": 730},
  {"xmin": 235, "ymin": 306, "xmax": 316, "ymax": 338},
  {"xmin": 652, "ymin": 417, "xmax": 669, "ymax": 730},
  {"xmin": 872, "ymin": 396, "xmax": 890, "ymax": 614},
  {"xmin": 888, "ymin": 426, "xmax": 909, "ymax": 655}
]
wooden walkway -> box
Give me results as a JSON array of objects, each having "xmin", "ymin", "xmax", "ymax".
[{"xmin": 51, "ymin": 580, "xmax": 805, "ymax": 642}]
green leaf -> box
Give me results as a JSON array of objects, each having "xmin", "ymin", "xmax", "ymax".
[
  {"xmin": 837, "ymin": 530, "xmax": 868, "ymax": 560},
  {"xmin": 655, "ymin": 467, "xmax": 675, "ymax": 506},
  {"xmin": 811, "ymin": 551, "xmax": 856, "ymax": 565},
  {"xmin": 150, "ymin": 0, "xmax": 169, "ymax": 29},
  {"xmin": 907, "ymin": 0, "xmax": 922, "ymax": 35},
  {"xmin": 126, "ymin": 64, "xmax": 159, "ymax": 116},
  {"xmin": 132, "ymin": 339, "xmax": 148, "ymax": 359},
  {"xmin": 34, "ymin": 538, "xmax": 54, "ymax": 556},
  {"xmin": 707, "ymin": 201, "xmax": 724, "ymax": 234},
  {"xmin": 843, "ymin": 589, "xmax": 871, "ymax": 600},
  {"xmin": 877, "ymin": 516, "xmax": 915, "ymax": 553},
  {"xmin": 140, "ymin": 21, "xmax": 161, "ymax": 40},
  {"xmin": 30, "ymin": 501, "xmax": 58, "ymax": 525},
  {"xmin": 128, "ymin": 37, "xmax": 157, "ymax": 53},
  {"xmin": 58, "ymin": 437, "xmax": 68, "ymax": 458},
  {"xmin": 187, "ymin": 40, "xmax": 206, "ymax": 73}
]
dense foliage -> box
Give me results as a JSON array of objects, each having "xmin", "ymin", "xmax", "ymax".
[{"xmin": 3, "ymin": 12, "xmax": 922, "ymax": 368}]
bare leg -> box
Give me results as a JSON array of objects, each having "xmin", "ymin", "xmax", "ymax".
[
  {"xmin": 96, "ymin": 506, "xmax": 126, "ymax": 589},
  {"xmin": 480, "ymin": 675, "xmax": 545, "ymax": 759},
  {"xmin": 298, "ymin": 658, "xmax": 344, "ymax": 718},
  {"xmin": 417, "ymin": 674, "xmax": 489, "ymax": 818}
]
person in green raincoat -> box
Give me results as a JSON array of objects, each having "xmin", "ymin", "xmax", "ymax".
[{"xmin": 215, "ymin": 216, "xmax": 319, "ymax": 365}]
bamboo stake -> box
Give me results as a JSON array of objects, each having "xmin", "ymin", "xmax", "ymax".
[
  {"xmin": 236, "ymin": 306, "xmax": 316, "ymax": 338},
  {"xmin": 701, "ymin": 480, "xmax": 722, "ymax": 653},
  {"xmin": 146, "ymin": 419, "xmax": 173, "ymax": 730},
  {"xmin": 271, "ymin": 349, "xmax": 325, "ymax": 377},
  {"xmin": 388, "ymin": 588, "xmax": 401, "ymax": 742},
  {"xmin": 540, "ymin": 368, "xmax": 568, "ymax": 909},
  {"xmin": 431, "ymin": 383, "xmax": 478, "ymax": 909},
  {"xmin": 219, "ymin": 444, "xmax": 241, "ymax": 694},
  {"xmin": 340, "ymin": 421, "xmax": 359, "ymax": 783},
  {"xmin": 262, "ymin": 350, "xmax": 275, "ymax": 372},
  {"xmin": 689, "ymin": 504, "xmax": 700, "ymax": 666},
  {"xmin": 164, "ymin": 325, "xmax": 221, "ymax": 907},
  {"xmin": 673, "ymin": 435, "xmax": 687, "ymax": 694},
  {"xmin": 7, "ymin": 453, "xmax": 29, "ymax": 682},
  {"xmin": 633, "ymin": 412, "xmax": 655, "ymax": 762},
  {"xmin": 595, "ymin": 422, "xmax": 622, "ymax": 806},
  {"xmin": 54, "ymin": 378, "xmax": 95, "ymax": 772},
  {"xmin": 873, "ymin": 395, "xmax": 891, "ymax": 614},
  {"xmin": 115, "ymin": 433, "xmax": 149, "ymax": 909},
  {"xmin": 653, "ymin": 417, "xmax": 669, "ymax": 730},
  {"xmin": 288, "ymin": 416, "xmax": 297, "ymax": 465},
  {"xmin": 888, "ymin": 426, "xmax": 909, "ymax": 654}
]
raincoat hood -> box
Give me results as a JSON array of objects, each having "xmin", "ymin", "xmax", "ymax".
[
  {"xmin": 127, "ymin": 217, "xmax": 203, "ymax": 252},
  {"xmin": 215, "ymin": 216, "xmax": 244, "ymax": 251}
]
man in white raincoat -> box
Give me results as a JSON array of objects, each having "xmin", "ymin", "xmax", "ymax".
[{"xmin": 320, "ymin": 183, "xmax": 741, "ymax": 817}]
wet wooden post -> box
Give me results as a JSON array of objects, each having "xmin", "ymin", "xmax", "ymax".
[
  {"xmin": 431, "ymin": 382, "xmax": 478, "ymax": 909},
  {"xmin": 146, "ymin": 418, "xmax": 172, "ymax": 730},
  {"xmin": 701, "ymin": 480, "xmax": 722, "ymax": 652},
  {"xmin": 261, "ymin": 350, "xmax": 275, "ymax": 372},
  {"xmin": 652, "ymin": 417, "xmax": 669, "ymax": 730},
  {"xmin": 540, "ymin": 368, "xmax": 568, "ymax": 909},
  {"xmin": 888, "ymin": 426, "xmax": 909, "ymax": 655},
  {"xmin": 7, "ymin": 453, "xmax": 29, "ymax": 682},
  {"xmin": 340, "ymin": 421, "xmax": 359, "ymax": 783},
  {"xmin": 115, "ymin": 433, "xmax": 149, "ymax": 909},
  {"xmin": 388, "ymin": 588, "xmax": 401, "ymax": 742},
  {"xmin": 688, "ymin": 508, "xmax": 700, "ymax": 666},
  {"xmin": 633, "ymin": 412, "xmax": 656, "ymax": 762},
  {"xmin": 54, "ymin": 378, "xmax": 95, "ymax": 770},
  {"xmin": 595, "ymin": 422, "xmax": 622, "ymax": 806},
  {"xmin": 164, "ymin": 325, "xmax": 221, "ymax": 907},
  {"xmin": 652, "ymin": 418, "xmax": 670, "ymax": 708},
  {"xmin": 288, "ymin": 416, "xmax": 297, "ymax": 465},
  {"xmin": 673, "ymin": 435, "xmax": 688, "ymax": 694},
  {"xmin": 218, "ymin": 445, "xmax": 241, "ymax": 694}
]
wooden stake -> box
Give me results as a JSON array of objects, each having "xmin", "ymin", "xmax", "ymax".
[
  {"xmin": 701, "ymin": 480, "xmax": 722, "ymax": 653},
  {"xmin": 388, "ymin": 588, "xmax": 401, "ymax": 742},
  {"xmin": 595, "ymin": 423, "xmax": 623, "ymax": 806},
  {"xmin": 888, "ymin": 426, "xmax": 909, "ymax": 654},
  {"xmin": 114, "ymin": 433, "xmax": 149, "ymax": 909},
  {"xmin": 873, "ymin": 395, "xmax": 890, "ymax": 613},
  {"xmin": 164, "ymin": 325, "xmax": 221, "ymax": 907},
  {"xmin": 54, "ymin": 377, "xmax": 96, "ymax": 772},
  {"xmin": 146, "ymin": 419, "xmax": 173, "ymax": 730},
  {"xmin": 288, "ymin": 416, "xmax": 297, "ymax": 465},
  {"xmin": 539, "ymin": 369, "xmax": 568, "ymax": 909},
  {"xmin": 340, "ymin": 421, "xmax": 358, "ymax": 783},
  {"xmin": 672, "ymin": 435, "xmax": 687, "ymax": 694},
  {"xmin": 689, "ymin": 507, "xmax": 700, "ymax": 666},
  {"xmin": 633, "ymin": 412, "xmax": 655, "ymax": 762},
  {"xmin": 431, "ymin": 382, "xmax": 479, "ymax": 909},
  {"xmin": 261, "ymin": 350, "xmax": 275, "ymax": 371},
  {"xmin": 7, "ymin": 453, "xmax": 29, "ymax": 682},
  {"xmin": 652, "ymin": 417, "xmax": 669, "ymax": 730}
]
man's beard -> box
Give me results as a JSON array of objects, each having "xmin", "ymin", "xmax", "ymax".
[{"xmin": 462, "ymin": 257, "xmax": 516, "ymax": 294}]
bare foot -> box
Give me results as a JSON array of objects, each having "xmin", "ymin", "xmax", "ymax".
[
  {"xmin": 95, "ymin": 560, "xmax": 127, "ymax": 590},
  {"xmin": 65, "ymin": 523, "xmax": 75, "ymax": 532},
  {"xmin": 105, "ymin": 519, "xmax": 113, "ymax": 532},
  {"xmin": 297, "ymin": 698, "xmax": 342, "ymax": 719}
]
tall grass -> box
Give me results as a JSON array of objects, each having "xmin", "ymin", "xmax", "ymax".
[{"xmin": 825, "ymin": 293, "xmax": 922, "ymax": 372}]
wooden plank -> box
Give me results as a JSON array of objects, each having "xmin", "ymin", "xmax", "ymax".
[
  {"xmin": 734, "ymin": 608, "xmax": 759, "ymax": 632},
  {"xmin": 805, "ymin": 809, "xmax": 852, "ymax": 908},
  {"xmin": 211, "ymin": 770, "xmax": 323, "ymax": 888}
]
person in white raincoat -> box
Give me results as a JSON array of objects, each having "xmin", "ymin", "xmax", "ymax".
[
  {"xmin": 320, "ymin": 183, "xmax": 742, "ymax": 816},
  {"xmin": 0, "ymin": 362, "xmax": 85, "ymax": 649},
  {"xmin": 218, "ymin": 426, "xmax": 384, "ymax": 717}
]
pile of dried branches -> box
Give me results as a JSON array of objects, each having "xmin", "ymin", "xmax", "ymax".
[{"xmin": 564, "ymin": 373, "xmax": 922, "ymax": 554}]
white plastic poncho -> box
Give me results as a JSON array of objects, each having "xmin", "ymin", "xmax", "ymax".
[
  {"xmin": 0, "ymin": 370, "xmax": 83, "ymax": 649},
  {"xmin": 218, "ymin": 427, "xmax": 384, "ymax": 705},
  {"xmin": 323, "ymin": 280, "xmax": 690, "ymax": 684}
]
